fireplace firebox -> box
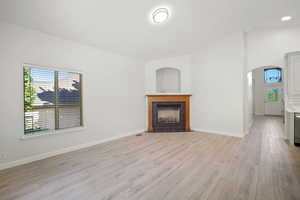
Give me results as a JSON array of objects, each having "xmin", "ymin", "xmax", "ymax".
[
  {"xmin": 146, "ymin": 94, "xmax": 191, "ymax": 132},
  {"xmin": 153, "ymin": 102, "xmax": 185, "ymax": 132}
]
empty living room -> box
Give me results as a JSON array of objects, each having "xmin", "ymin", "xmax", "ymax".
[{"xmin": 1, "ymin": 0, "xmax": 300, "ymax": 199}]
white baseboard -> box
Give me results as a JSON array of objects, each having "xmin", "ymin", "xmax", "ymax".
[
  {"xmin": 192, "ymin": 128, "xmax": 243, "ymax": 138},
  {"xmin": 0, "ymin": 129, "xmax": 145, "ymax": 171}
]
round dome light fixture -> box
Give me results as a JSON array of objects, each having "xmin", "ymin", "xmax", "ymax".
[
  {"xmin": 152, "ymin": 8, "xmax": 169, "ymax": 24},
  {"xmin": 281, "ymin": 16, "xmax": 292, "ymax": 22}
]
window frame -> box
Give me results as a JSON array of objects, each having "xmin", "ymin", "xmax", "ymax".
[
  {"xmin": 264, "ymin": 68, "xmax": 282, "ymax": 84},
  {"xmin": 266, "ymin": 88, "xmax": 279, "ymax": 102},
  {"xmin": 22, "ymin": 63, "xmax": 83, "ymax": 137}
]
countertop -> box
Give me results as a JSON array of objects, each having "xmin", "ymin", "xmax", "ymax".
[{"xmin": 286, "ymin": 103, "xmax": 300, "ymax": 113}]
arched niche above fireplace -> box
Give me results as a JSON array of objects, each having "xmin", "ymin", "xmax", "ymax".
[{"xmin": 156, "ymin": 67, "xmax": 181, "ymax": 93}]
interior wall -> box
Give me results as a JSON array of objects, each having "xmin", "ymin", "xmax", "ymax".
[
  {"xmin": 0, "ymin": 22, "xmax": 146, "ymax": 168},
  {"xmin": 144, "ymin": 32, "xmax": 246, "ymax": 137},
  {"xmin": 253, "ymin": 68, "xmax": 265, "ymax": 115},
  {"xmin": 144, "ymin": 26, "xmax": 300, "ymax": 138},
  {"xmin": 156, "ymin": 68, "xmax": 181, "ymax": 93},
  {"xmin": 145, "ymin": 55, "xmax": 192, "ymax": 94},
  {"xmin": 247, "ymin": 26, "xmax": 300, "ymax": 71},
  {"xmin": 2, "ymin": 22, "xmax": 300, "ymax": 169},
  {"xmin": 244, "ymin": 72, "xmax": 254, "ymax": 134},
  {"xmin": 191, "ymin": 32, "xmax": 245, "ymax": 137}
]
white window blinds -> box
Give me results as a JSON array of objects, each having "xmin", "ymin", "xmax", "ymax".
[{"xmin": 23, "ymin": 66, "xmax": 82, "ymax": 135}]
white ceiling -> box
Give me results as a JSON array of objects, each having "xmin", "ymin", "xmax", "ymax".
[{"xmin": 0, "ymin": 0, "xmax": 299, "ymax": 60}]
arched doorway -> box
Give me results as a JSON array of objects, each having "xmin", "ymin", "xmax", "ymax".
[{"xmin": 252, "ymin": 66, "xmax": 283, "ymax": 116}]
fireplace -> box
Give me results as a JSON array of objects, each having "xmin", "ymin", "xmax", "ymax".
[
  {"xmin": 157, "ymin": 104, "xmax": 180, "ymax": 124},
  {"xmin": 146, "ymin": 94, "xmax": 191, "ymax": 132},
  {"xmin": 153, "ymin": 102, "xmax": 185, "ymax": 132}
]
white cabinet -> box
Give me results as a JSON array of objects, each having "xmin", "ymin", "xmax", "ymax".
[
  {"xmin": 286, "ymin": 52, "xmax": 300, "ymax": 98},
  {"xmin": 285, "ymin": 111, "xmax": 294, "ymax": 144},
  {"xmin": 285, "ymin": 51, "xmax": 300, "ymax": 145}
]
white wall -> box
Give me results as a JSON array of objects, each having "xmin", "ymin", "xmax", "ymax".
[
  {"xmin": 191, "ymin": 32, "xmax": 245, "ymax": 137},
  {"xmin": 0, "ymin": 22, "xmax": 146, "ymax": 169},
  {"xmin": 144, "ymin": 26, "xmax": 300, "ymax": 138},
  {"xmin": 244, "ymin": 72, "xmax": 254, "ymax": 134},
  {"xmin": 253, "ymin": 68, "xmax": 265, "ymax": 115},
  {"xmin": 156, "ymin": 68, "xmax": 181, "ymax": 93},
  {"xmin": 2, "ymin": 22, "xmax": 300, "ymax": 169},
  {"xmin": 145, "ymin": 55, "xmax": 192, "ymax": 94},
  {"xmin": 247, "ymin": 26, "xmax": 300, "ymax": 71},
  {"xmin": 144, "ymin": 32, "xmax": 246, "ymax": 137},
  {"xmin": 244, "ymin": 26, "xmax": 300, "ymax": 133}
]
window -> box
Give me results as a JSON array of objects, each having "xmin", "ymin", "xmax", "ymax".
[
  {"xmin": 23, "ymin": 65, "xmax": 82, "ymax": 135},
  {"xmin": 266, "ymin": 88, "xmax": 279, "ymax": 102},
  {"xmin": 264, "ymin": 68, "xmax": 282, "ymax": 83}
]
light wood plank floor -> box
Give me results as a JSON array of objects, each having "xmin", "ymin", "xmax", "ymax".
[{"xmin": 1, "ymin": 116, "xmax": 300, "ymax": 200}]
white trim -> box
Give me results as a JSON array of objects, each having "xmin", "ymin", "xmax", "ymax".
[
  {"xmin": 192, "ymin": 128, "xmax": 243, "ymax": 138},
  {"xmin": 23, "ymin": 63, "xmax": 83, "ymax": 74},
  {"xmin": 20, "ymin": 127, "xmax": 86, "ymax": 140},
  {"xmin": 0, "ymin": 129, "xmax": 145, "ymax": 170}
]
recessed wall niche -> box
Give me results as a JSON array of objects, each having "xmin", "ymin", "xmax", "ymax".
[{"xmin": 156, "ymin": 67, "xmax": 181, "ymax": 93}]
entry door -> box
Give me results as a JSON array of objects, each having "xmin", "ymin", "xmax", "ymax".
[{"xmin": 264, "ymin": 87, "xmax": 283, "ymax": 116}]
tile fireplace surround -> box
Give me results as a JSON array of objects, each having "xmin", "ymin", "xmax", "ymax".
[{"xmin": 146, "ymin": 94, "xmax": 191, "ymax": 132}]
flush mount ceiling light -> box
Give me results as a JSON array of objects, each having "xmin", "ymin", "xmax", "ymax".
[
  {"xmin": 281, "ymin": 16, "xmax": 292, "ymax": 22},
  {"xmin": 152, "ymin": 8, "xmax": 169, "ymax": 24}
]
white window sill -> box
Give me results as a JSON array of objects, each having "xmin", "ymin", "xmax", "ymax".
[{"xmin": 20, "ymin": 127, "xmax": 86, "ymax": 140}]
